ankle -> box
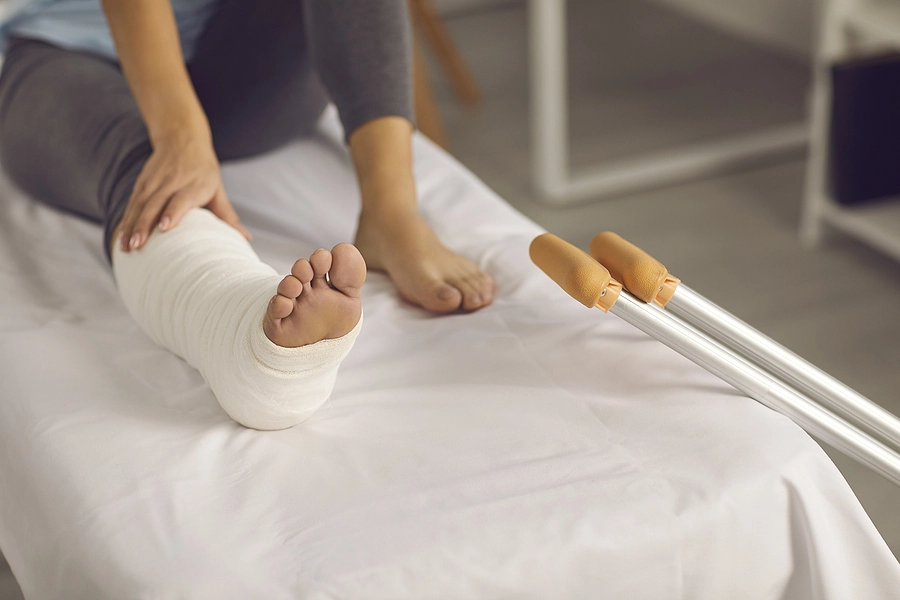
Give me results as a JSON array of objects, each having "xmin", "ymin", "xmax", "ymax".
[
  {"xmin": 357, "ymin": 203, "xmax": 427, "ymax": 238},
  {"xmin": 357, "ymin": 163, "xmax": 417, "ymax": 210},
  {"xmin": 349, "ymin": 117, "xmax": 419, "ymax": 211},
  {"xmin": 348, "ymin": 116, "xmax": 414, "ymax": 174}
]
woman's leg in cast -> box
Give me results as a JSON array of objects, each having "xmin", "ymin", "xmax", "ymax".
[{"xmin": 0, "ymin": 38, "xmax": 363, "ymax": 429}]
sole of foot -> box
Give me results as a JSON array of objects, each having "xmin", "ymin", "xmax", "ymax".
[{"xmin": 263, "ymin": 243, "xmax": 365, "ymax": 348}]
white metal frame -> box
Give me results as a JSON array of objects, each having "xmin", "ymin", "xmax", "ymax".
[{"xmin": 528, "ymin": 0, "xmax": 809, "ymax": 205}]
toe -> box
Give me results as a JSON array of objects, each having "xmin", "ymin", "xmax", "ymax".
[
  {"xmin": 457, "ymin": 271, "xmax": 494, "ymax": 311},
  {"xmin": 478, "ymin": 272, "xmax": 496, "ymax": 305},
  {"xmin": 309, "ymin": 248, "xmax": 333, "ymax": 281},
  {"xmin": 267, "ymin": 294, "xmax": 294, "ymax": 320},
  {"xmin": 460, "ymin": 287, "xmax": 483, "ymax": 311},
  {"xmin": 291, "ymin": 258, "xmax": 314, "ymax": 284},
  {"xmin": 329, "ymin": 243, "xmax": 367, "ymax": 298},
  {"xmin": 277, "ymin": 275, "xmax": 304, "ymax": 299},
  {"xmin": 461, "ymin": 294, "xmax": 482, "ymax": 311},
  {"xmin": 418, "ymin": 282, "xmax": 462, "ymax": 313}
]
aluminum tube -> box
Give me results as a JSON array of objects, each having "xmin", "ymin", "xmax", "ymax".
[
  {"xmin": 609, "ymin": 292, "xmax": 900, "ymax": 487},
  {"xmin": 666, "ymin": 285, "xmax": 900, "ymax": 448}
]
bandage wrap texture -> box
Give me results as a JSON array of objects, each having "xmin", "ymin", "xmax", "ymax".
[{"xmin": 112, "ymin": 208, "xmax": 361, "ymax": 430}]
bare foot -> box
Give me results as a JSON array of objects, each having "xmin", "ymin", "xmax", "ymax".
[
  {"xmin": 263, "ymin": 243, "xmax": 365, "ymax": 348},
  {"xmin": 353, "ymin": 207, "xmax": 494, "ymax": 313}
]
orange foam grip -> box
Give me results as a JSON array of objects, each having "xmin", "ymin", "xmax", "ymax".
[
  {"xmin": 530, "ymin": 233, "xmax": 615, "ymax": 309},
  {"xmin": 589, "ymin": 232, "xmax": 677, "ymax": 305}
]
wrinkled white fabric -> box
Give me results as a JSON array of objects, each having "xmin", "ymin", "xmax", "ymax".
[
  {"xmin": 3, "ymin": 110, "xmax": 900, "ymax": 599},
  {"xmin": 112, "ymin": 207, "xmax": 361, "ymax": 430}
]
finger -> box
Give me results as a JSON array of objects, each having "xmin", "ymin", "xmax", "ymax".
[
  {"xmin": 118, "ymin": 170, "xmax": 166, "ymax": 252},
  {"xmin": 117, "ymin": 183, "xmax": 148, "ymax": 252},
  {"xmin": 207, "ymin": 188, "xmax": 252, "ymax": 240},
  {"xmin": 128, "ymin": 187, "xmax": 177, "ymax": 250}
]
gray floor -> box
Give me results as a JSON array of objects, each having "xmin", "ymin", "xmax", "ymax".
[
  {"xmin": 2, "ymin": 0, "xmax": 898, "ymax": 596},
  {"xmin": 0, "ymin": 552, "xmax": 21, "ymax": 600}
]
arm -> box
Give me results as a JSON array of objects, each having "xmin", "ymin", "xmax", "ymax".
[{"xmin": 101, "ymin": 0, "xmax": 249, "ymax": 252}]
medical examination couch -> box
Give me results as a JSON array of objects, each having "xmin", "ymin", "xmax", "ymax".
[{"xmin": 1, "ymin": 109, "xmax": 899, "ymax": 598}]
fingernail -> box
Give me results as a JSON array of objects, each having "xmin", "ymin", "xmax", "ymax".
[
  {"xmin": 129, "ymin": 233, "xmax": 140, "ymax": 249},
  {"xmin": 159, "ymin": 216, "xmax": 170, "ymax": 231}
]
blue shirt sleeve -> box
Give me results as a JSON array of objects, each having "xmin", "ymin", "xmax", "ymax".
[{"xmin": 1, "ymin": 0, "xmax": 222, "ymax": 62}]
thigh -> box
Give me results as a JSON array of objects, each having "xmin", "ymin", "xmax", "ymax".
[
  {"xmin": 188, "ymin": 0, "xmax": 329, "ymax": 161},
  {"xmin": 0, "ymin": 38, "xmax": 151, "ymax": 226}
]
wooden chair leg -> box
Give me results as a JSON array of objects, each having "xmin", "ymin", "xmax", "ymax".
[
  {"xmin": 409, "ymin": 0, "xmax": 481, "ymax": 107},
  {"xmin": 413, "ymin": 33, "xmax": 450, "ymax": 149}
]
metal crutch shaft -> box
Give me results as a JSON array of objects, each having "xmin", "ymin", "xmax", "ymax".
[
  {"xmin": 665, "ymin": 284, "xmax": 900, "ymax": 448},
  {"xmin": 611, "ymin": 292, "xmax": 900, "ymax": 487},
  {"xmin": 589, "ymin": 231, "xmax": 900, "ymax": 449}
]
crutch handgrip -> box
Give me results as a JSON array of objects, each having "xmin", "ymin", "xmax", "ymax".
[
  {"xmin": 589, "ymin": 232, "xmax": 680, "ymax": 307},
  {"xmin": 530, "ymin": 233, "xmax": 622, "ymax": 312}
]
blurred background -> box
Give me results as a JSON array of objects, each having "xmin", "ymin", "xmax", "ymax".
[
  {"xmin": 410, "ymin": 0, "xmax": 900, "ymax": 559},
  {"xmin": 2, "ymin": 0, "xmax": 900, "ymax": 595}
]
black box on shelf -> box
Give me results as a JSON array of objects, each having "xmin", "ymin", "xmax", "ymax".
[{"xmin": 830, "ymin": 52, "xmax": 900, "ymax": 206}]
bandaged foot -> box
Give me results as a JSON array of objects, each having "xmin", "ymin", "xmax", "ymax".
[{"xmin": 112, "ymin": 208, "xmax": 364, "ymax": 430}]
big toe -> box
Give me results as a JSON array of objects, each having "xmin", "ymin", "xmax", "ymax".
[
  {"xmin": 414, "ymin": 281, "xmax": 463, "ymax": 313},
  {"xmin": 329, "ymin": 243, "xmax": 367, "ymax": 298}
]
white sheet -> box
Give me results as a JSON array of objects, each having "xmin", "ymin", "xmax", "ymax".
[{"xmin": 1, "ymin": 110, "xmax": 898, "ymax": 599}]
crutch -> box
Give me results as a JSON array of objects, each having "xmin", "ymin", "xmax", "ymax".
[
  {"xmin": 529, "ymin": 233, "xmax": 900, "ymax": 487},
  {"xmin": 588, "ymin": 232, "xmax": 900, "ymax": 451}
]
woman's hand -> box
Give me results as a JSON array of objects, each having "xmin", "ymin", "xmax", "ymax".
[
  {"xmin": 100, "ymin": 0, "xmax": 248, "ymax": 252},
  {"xmin": 117, "ymin": 130, "xmax": 250, "ymax": 252}
]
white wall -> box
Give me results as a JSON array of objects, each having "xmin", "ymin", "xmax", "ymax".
[{"xmin": 641, "ymin": 0, "xmax": 815, "ymax": 58}]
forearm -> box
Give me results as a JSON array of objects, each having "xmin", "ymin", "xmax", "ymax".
[{"xmin": 101, "ymin": 0, "xmax": 209, "ymax": 144}]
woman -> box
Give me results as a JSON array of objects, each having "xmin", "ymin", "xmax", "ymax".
[{"xmin": 0, "ymin": 0, "xmax": 495, "ymax": 429}]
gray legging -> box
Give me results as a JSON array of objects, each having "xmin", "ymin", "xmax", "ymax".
[{"xmin": 0, "ymin": 0, "xmax": 414, "ymax": 261}]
